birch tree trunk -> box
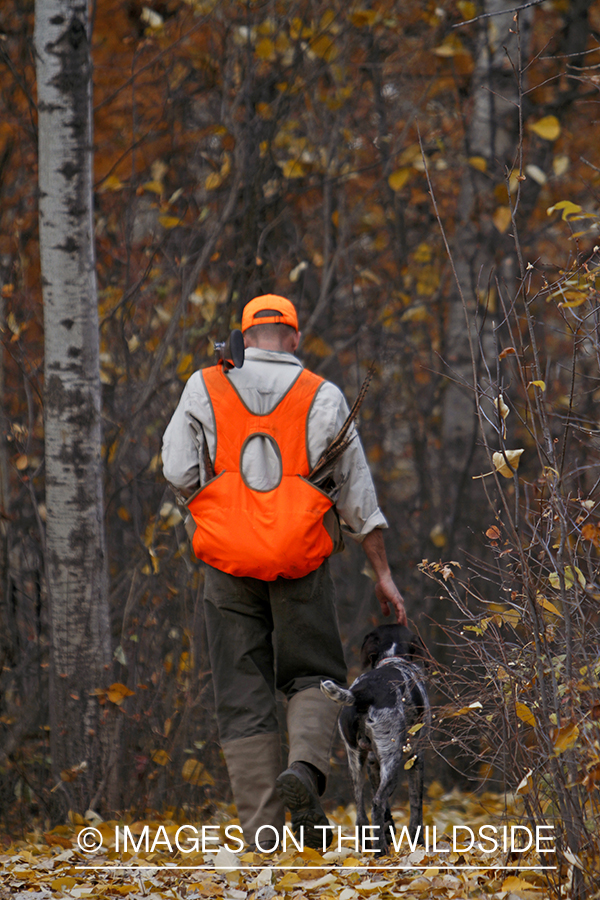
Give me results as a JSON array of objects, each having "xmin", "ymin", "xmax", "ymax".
[
  {"xmin": 35, "ymin": 0, "xmax": 112, "ymax": 810},
  {"xmin": 439, "ymin": 0, "xmax": 532, "ymax": 548}
]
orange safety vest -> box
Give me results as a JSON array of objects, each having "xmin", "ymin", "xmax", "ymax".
[{"xmin": 187, "ymin": 364, "xmax": 334, "ymax": 581}]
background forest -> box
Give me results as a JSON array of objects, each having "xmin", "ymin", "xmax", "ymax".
[{"xmin": 1, "ymin": 0, "xmax": 600, "ymax": 890}]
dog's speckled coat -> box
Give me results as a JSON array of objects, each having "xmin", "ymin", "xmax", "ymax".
[{"xmin": 321, "ymin": 625, "xmax": 430, "ymax": 855}]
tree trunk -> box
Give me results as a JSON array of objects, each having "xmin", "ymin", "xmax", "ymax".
[
  {"xmin": 440, "ymin": 0, "xmax": 533, "ymax": 549},
  {"xmin": 34, "ymin": 0, "xmax": 112, "ymax": 811}
]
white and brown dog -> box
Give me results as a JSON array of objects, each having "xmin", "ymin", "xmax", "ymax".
[{"xmin": 321, "ymin": 625, "xmax": 430, "ymax": 856}]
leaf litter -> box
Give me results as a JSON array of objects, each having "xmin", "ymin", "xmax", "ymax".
[{"xmin": 0, "ymin": 786, "xmax": 564, "ymax": 899}]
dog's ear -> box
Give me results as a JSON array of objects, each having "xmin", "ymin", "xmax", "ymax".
[
  {"xmin": 409, "ymin": 632, "xmax": 430, "ymax": 667},
  {"xmin": 360, "ymin": 631, "xmax": 381, "ymax": 669}
]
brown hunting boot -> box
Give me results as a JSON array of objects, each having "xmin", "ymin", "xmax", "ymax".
[{"xmin": 276, "ymin": 760, "xmax": 331, "ymax": 850}]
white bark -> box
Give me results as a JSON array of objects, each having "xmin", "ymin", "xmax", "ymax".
[
  {"xmin": 440, "ymin": 1, "xmax": 532, "ymax": 539},
  {"xmin": 35, "ymin": 0, "xmax": 111, "ymax": 807}
]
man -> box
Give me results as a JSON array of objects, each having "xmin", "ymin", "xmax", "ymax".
[{"xmin": 162, "ymin": 294, "xmax": 406, "ymax": 850}]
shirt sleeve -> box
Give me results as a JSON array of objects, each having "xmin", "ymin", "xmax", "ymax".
[
  {"xmin": 307, "ymin": 381, "xmax": 388, "ymax": 542},
  {"xmin": 162, "ymin": 372, "xmax": 216, "ymax": 494}
]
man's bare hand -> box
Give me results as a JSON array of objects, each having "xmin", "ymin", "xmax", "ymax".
[
  {"xmin": 362, "ymin": 529, "xmax": 408, "ymax": 626},
  {"xmin": 374, "ymin": 573, "xmax": 407, "ymax": 625}
]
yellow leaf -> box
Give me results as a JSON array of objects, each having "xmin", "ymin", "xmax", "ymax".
[
  {"xmin": 559, "ymin": 293, "xmax": 588, "ymax": 308},
  {"xmin": 549, "ymin": 566, "xmax": 585, "ymax": 590},
  {"xmin": 255, "ymin": 37, "xmax": 275, "ymax": 60},
  {"xmin": 413, "ymin": 242, "xmax": 432, "ymax": 262},
  {"xmin": 502, "ymin": 875, "xmax": 536, "ymax": 891},
  {"xmin": 458, "ymin": 0, "xmax": 476, "ymax": 18},
  {"xmin": 281, "ymin": 159, "xmax": 306, "ymax": 179},
  {"xmin": 501, "ymin": 608, "xmax": 521, "ymax": 628},
  {"xmin": 7, "ymin": 311, "xmax": 22, "ymax": 337},
  {"xmin": 177, "ymin": 353, "xmax": 194, "ymax": 380},
  {"xmin": 549, "ymin": 569, "xmax": 573, "ymax": 590},
  {"xmin": 179, "ymin": 650, "xmax": 194, "ymax": 672},
  {"xmin": 310, "ymin": 34, "xmax": 337, "ymax": 61},
  {"xmin": 433, "ymin": 36, "xmax": 467, "ymax": 57},
  {"xmin": 493, "ymin": 206, "xmax": 512, "ymax": 233},
  {"xmin": 528, "ymin": 115, "xmax": 561, "ymax": 141},
  {"xmin": 397, "ymin": 144, "xmax": 420, "ymax": 166},
  {"xmin": 401, "ymin": 304, "xmax": 428, "ymax": 323},
  {"xmin": 182, "ymin": 758, "xmax": 215, "ymax": 786},
  {"xmin": 152, "ymin": 749, "xmax": 171, "ymax": 766},
  {"xmin": 554, "ymin": 722, "xmax": 579, "ymax": 754},
  {"xmin": 408, "ymin": 723, "xmax": 424, "ymax": 734},
  {"xmin": 547, "ymin": 200, "xmax": 582, "ymax": 220},
  {"xmin": 515, "ymin": 701, "xmax": 536, "ymax": 727},
  {"xmin": 536, "ymin": 595, "xmax": 562, "ymax": 617},
  {"xmin": 143, "ymin": 180, "xmax": 163, "ymax": 194},
  {"xmin": 350, "ymin": 9, "xmax": 378, "ymax": 27},
  {"xmin": 256, "ymin": 101, "xmax": 273, "ymax": 120},
  {"xmin": 158, "ymin": 215, "xmax": 182, "ymax": 229},
  {"xmin": 106, "ymin": 683, "xmax": 135, "ymax": 705},
  {"xmin": 100, "ymin": 174, "xmax": 125, "ymax": 192},
  {"xmin": 469, "ymin": 156, "xmax": 487, "ymax": 173},
  {"xmin": 205, "ymin": 171, "xmax": 223, "ymax": 190},
  {"xmin": 51, "ymin": 877, "xmax": 78, "ymax": 891},
  {"xmin": 303, "ymin": 334, "xmax": 332, "ymax": 357},
  {"xmin": 450, "ymin": 701, "xmax": 483, "ymax": 717},
  {"xmin": 388, "ymin": 167, "xmax": 411, "ymax": 191},
  {"xmin": 15, "ymin": 454, "xmax": 29, "ymax": 471},
  {"xmin": 404, "ymin": 755, "xmax": 417, "ymax": 770},
  {"xmin": 528, "ymin": 379, "xmax": 546, "ymax": 390},
  {"xmin": 277, "ymin": 873, "xmax": 300, "ymax": 890},
  {"xmin": 492, "ymin": 449, "xmax": 524, "ymax": 477},
  {"xmin": 429, "ymin": 524, "xmax": 447, "ymax": 548}
]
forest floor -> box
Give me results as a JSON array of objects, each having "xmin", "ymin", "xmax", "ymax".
[{"xmin": 0, "ymin": 785, "xmax": 566, "ymax": 900}]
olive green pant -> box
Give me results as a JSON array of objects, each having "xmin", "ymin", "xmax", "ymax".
[{"xmin": 204, "ymin": 561, "xmax": 346, "ymax": 844}]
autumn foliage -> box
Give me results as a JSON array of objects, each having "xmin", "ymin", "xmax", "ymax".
[{"xmin": 2, "ymin": 0, "xmax": 600, "ymax": 892}]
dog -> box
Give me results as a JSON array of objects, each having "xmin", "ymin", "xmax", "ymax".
[{"xmin": 321, "ymin": 624, "xmax": 430, "ymax": 856}]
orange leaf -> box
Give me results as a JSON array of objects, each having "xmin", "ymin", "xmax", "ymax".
[
  {"xmin": 581, "ymin": 522, "xmax": 600, "ymax": 547},
  {"xmin": 106, "ymin": 682, "xmax": 135, "ymax": 705}
]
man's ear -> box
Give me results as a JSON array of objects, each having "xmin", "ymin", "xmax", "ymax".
[{"xmin": 291, "ymin": 330, "xmax": 301, "ymax": 353}]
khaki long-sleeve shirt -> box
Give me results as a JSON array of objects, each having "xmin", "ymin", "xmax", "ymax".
[{"xmin": 162, "ymin": 347, "xmax": 387, "ymax": 542}]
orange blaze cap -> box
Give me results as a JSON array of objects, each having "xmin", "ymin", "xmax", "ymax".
[{"xmin": 241, "ymin": 294, "xmax": 299, "ymax": 333}]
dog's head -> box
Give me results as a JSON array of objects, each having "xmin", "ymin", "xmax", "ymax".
[{"xmin": 360, "ymin": 624, "xmax": 429, "ymax": 669}]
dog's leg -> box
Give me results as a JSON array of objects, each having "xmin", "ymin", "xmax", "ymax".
[
  {"xmin": 370, "ymin": 759, "xmax": 400, "ymax": 856},
  {"xmin": 367, "ymin": 753, "xmax": 395, "ymax": 842},
  {"xmin": 346, "ymin": 743, "xmax": 369, "ymax": 829},
  {"xmin": 407, "ymin": 753, "xmax": 424, "ymax": 843},
  {"xmin": 367, "ymin": 724, "xmax": 403, "ymax": 857}
]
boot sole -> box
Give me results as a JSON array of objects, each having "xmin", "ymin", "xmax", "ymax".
[{"xmin": 276, "ymin": 771, "xmax": 330, "ymax": 850}]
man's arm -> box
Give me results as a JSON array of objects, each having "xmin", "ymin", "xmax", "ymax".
[
  {"xmin": 162, "ymin": 372, "xmax": 212, "ymax": 494},
  {"xmin": 361, "ymin": 529, "xmax": 407, "ymax": 625}
]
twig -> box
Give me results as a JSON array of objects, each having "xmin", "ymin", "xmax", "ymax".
[{"xmin": 453, "ymin": 0, "xmax": 545, "ymax": 28}]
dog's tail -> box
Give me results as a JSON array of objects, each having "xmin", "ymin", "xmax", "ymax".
[{"xmin": 320, "ymin": 679, "xmax": 355, "ymax": 706}]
